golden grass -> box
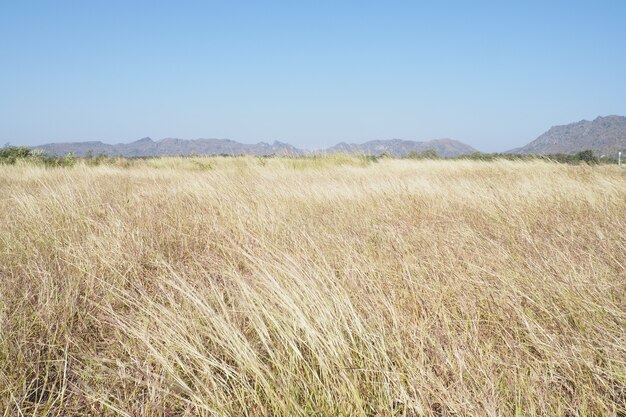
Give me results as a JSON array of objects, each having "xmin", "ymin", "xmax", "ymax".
[{"xmin": 0, "ymin": 157, "xmax": 624, "ymax": 416}]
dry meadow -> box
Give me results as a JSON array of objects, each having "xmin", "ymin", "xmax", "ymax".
[{"xmin": 0, "ymin": 156, "xmax": 625, "ymax": 416}]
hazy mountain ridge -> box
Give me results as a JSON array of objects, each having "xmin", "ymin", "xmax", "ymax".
[
  {"xmin": 33, "ymin": 137, "xmax": 477, "ymax": 158},
  {"xmin": 325, "ymin": 138, "xmax": 476, "ymax": 157},
  {"xmin": 35, "ymin": 137, "xmax": 303, "ymax": 157},
  {"xmin": 511, "ymin": 115, "xmax": 626, "ymax": 156},
  {"xmin": 35, "ymin": 113, "xmax": 626, "ymax": 158}
]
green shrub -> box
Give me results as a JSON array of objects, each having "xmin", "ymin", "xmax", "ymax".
[
  {"xmin": 573, "ymin": 149, "xmax": 597, "ymax": 164},
  {"xmin": 407, "ymin": 149, "xmax": 440, "ymax": 159},
  {"xmin": 0, "ymin": 145, "xmax": 32, "ymax": 163},
  {"xmin": 0, "ymin": 145, "xmax": 79, "ymax": 167}
]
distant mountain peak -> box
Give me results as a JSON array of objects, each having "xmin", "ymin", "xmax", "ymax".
[
  {"xmin": 511, "ymin": 115, "xmax": 626, "ymax": 155},
  {"xmin": 134, "ymin": 137, "xmax": 153, "ymax": 143}
]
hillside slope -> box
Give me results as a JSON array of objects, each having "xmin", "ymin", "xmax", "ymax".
[{"xmin": 512, "ymin": 115, "xmax": 626, "ymax": 156}]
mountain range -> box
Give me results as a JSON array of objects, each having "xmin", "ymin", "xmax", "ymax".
[
  {"xmin": 325, "ymin": 138, "xmax": 476, "ymax": 157},
  {"xmin": 30, "ymin": 115, "xmax": 626, "ymax": 158},
  {"xmin": 34, "ymin": 137, "xmax": 477, "ymax": 158},
  {"xmin": 510, "ymin": 115, "xmax": 626, "ymax": 156}
]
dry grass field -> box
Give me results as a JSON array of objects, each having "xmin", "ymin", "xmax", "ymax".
[{"xmin": 0, "ymin": 156, "xmax": 625, "ymax": 416}]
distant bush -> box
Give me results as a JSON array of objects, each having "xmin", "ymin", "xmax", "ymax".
[
  {"xmin": 0, "ymin": 145, "xmax": 32, "ymax": 163},
  {"xmin": 0, "ymin": 145, "xmax": 77, "ymax": 166},
  {"xmin": 84, "ymin": 150, "xmax": 111, "ymax": 166},
  {"xmin": 457, "ymin": 152, "xmax": 531, "ymax": 162},
  {"xmin": 454, "ymin": 149, "xmax": 607, "ymax": 165},
  {"xmin": 361, "ymin": 155, "xmax": 380, "ymax": 164},
  {"xmin": 573, "ymin": 149, "xmax": 598, "ymax": 164},
  {"xmin": 407, "ymin": 149, "xmax": 440, "ymax": 159}
]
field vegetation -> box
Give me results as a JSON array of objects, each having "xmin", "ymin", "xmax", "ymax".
[{"xmin": 0, "ymin": 156, "xmax": 624, "ymax": 416}]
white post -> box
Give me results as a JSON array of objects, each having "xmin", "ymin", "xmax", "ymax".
[{"xmin": 619, "ymin": 151, "xmax": 622, "ymax": 167}]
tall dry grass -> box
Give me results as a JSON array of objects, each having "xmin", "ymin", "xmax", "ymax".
[{"xmin": 0, "ymin": 156, "xmax": 624, "ymax": 416}]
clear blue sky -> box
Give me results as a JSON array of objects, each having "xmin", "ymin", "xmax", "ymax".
[{"xmin": 1, "ymin": 1, "xmax": 625, "ymax": 151}]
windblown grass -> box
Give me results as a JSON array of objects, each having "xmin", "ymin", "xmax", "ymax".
[{"xmin": 0, "ymin": 157, "xmax": 624, "ymax": 416}]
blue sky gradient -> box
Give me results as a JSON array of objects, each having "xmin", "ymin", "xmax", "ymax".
[{"xmin": 1, "ymin": 1, "xmax": 625, "ymax": 151}]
